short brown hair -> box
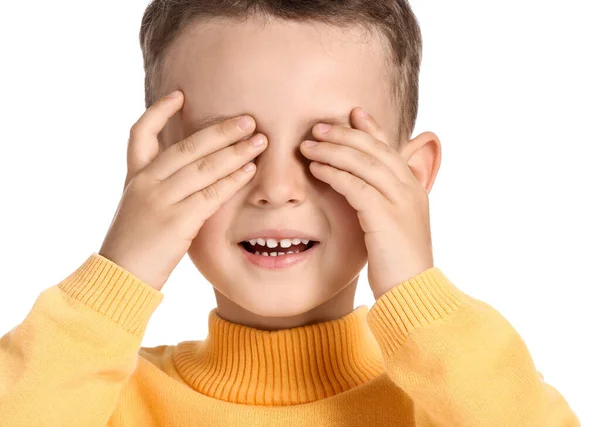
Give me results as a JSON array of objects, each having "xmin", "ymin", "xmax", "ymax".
[{"xmin": 139, "ymin": 0, "xmax": 422, "ymax": 143}]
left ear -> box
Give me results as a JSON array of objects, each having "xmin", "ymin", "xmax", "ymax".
[{"xmin": 400, "ymin": 131, "xmax": 442, "ymax": 194}]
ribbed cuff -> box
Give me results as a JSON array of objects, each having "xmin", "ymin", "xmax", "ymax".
[
  {"xmin": 367, "ymin": 267, "xmax": 471, "ymax": 357},
  {"xmin": 57, "ymin": 253, "xmax": 164, "ymax": 337}
]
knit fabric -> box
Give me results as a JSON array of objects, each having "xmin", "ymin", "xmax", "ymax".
[{"xmin": 0, "ymin": 253, "xmax": 580, "ymax": 426}]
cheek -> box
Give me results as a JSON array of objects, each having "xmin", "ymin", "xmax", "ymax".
[
  {"xmin": 325, "ymin": 186, "xmax": 354, "ymax": 215},
  {"xmin": 326, "ymin": 190, "xmax": 365, "ymax": 246},
  {"xmin": 188, "ymin": 221, "xmax": 216, "ymax": 263},
  {"xmin": 189, "ymin": 202, "xmax": 235, "ymax": 254}
]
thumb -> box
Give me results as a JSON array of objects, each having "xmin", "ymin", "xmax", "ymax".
[{"xmin": 124, "ymin": 90, "xmax": 184, "ymax": 191}]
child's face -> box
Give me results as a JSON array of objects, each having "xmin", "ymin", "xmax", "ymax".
[{"xmin": 159, "ymin": 16, "xmax": 401, "ymax": 319}]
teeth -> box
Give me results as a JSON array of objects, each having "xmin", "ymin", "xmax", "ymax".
[
  {"xmin": 256, "ymin": 251, "xmax": 300, "ymax": 256},
  {"xmin": 247, "ymin": 237, "xmax": 313, "ymax": 247}
]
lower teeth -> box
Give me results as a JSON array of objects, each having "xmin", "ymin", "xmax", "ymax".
[{"xmin": 255, "ymin": 251, "xmax": 299, "ymax": 257}]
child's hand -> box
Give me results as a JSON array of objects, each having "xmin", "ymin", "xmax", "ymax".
[
  {"xmin": 99, "ymin": 91, "xmax": 267, "ymax": 291},
  {"xmin": 300, "ymin": 108, "xmax": 434, "ymax": 299}
]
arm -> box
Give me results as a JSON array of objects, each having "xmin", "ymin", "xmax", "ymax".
[
  {"xmin": 0, "ymin": 253, "xmax": 163, "ymax": 427},
  {"xmin": 366, "ymin": 267, "xmax": 580, "ymax": 427}
]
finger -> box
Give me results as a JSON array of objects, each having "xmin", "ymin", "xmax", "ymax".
[
  {"xmin": 160, "ymin": 133, "xmax": 267, "ymax": 204},
  {"xmin": 145, "ymin": 114, "xmax": 256, "ymax": 181},
  {"xmin": 176, "ymin": 161, "xmax": 257, "ymax": 220},
  {"xmin": 126, "ymin": 90, "xmax": 184, "ymax": 187},
  {"xmin": 350, "ymin": 107, "xmax": 388, "ymax": 144},
  {"xmin": 301, "ymin": 141, "xmax": 405, "ymax": 204},
  {"xmin": 311, "ymin": 118, "xmax": 413, "ymax": 184},
  {"xmin": 308, "ymin": 161, "xmax": 385, "ymax": 213}
]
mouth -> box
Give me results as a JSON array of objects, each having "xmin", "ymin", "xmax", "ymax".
[
  {"xmin": 237, "ymin": 239, "xmax": 321, "ymax": 269},
  {"xmin": 238, "ymin": 239, "xmax": 318, "ymax": 256}
]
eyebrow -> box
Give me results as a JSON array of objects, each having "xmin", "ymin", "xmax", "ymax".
[{"xmin": 186, "ymin": 112, "xmax": 352, "ymax": 131}]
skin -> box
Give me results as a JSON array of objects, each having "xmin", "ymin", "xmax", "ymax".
[{"xmin": 157, "ymin": 15, "xmax": 441, "ymax": 330}]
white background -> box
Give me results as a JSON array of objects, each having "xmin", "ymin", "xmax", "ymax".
[{"xmin": 0, "ymin": 1, "xmax": 598, "ymax": 424}]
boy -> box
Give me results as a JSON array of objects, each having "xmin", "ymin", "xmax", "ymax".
[{"xmin": 0, "ymin": 0, "xmax": 580, "ymax": 425}]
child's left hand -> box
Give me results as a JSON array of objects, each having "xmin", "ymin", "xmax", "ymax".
[{"xmin": 300, "ymin": 107, "xmax": 434, "ymax": 300}]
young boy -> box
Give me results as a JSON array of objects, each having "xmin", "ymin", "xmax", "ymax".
[{"xmin": 0, "ymin": 1, "xmax": 580, "ymax": 426}]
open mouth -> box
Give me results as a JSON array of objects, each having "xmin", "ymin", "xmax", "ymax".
[{"xmin": 239, "ymin": 240, "xmax": 318, "ymax": 255}]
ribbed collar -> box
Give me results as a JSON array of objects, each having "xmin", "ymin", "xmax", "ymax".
[{"xmin": 172, "ymin": 305, "xmax": 385, "ymax": 406}]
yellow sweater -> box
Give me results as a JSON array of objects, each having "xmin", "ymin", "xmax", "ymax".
[{"xmin": 0, "ymin": 253, "xmax": 580, "ymax": 426}]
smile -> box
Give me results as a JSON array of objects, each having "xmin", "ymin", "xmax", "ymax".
[{"xmin": 237, "ymin": 241, "xmax": 321, "ymax": 269}]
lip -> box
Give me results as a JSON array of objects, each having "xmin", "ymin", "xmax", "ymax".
[
  {"xmin": 237, "ymin": 229, "xmax": 320, "ymax": 243},
  {"xmin": 238, "ymin": 241, "xmax": 321, "ymax": 269}
]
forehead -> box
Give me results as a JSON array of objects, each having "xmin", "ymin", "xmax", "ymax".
[{"xmin": 162, "ymin": 16, "xmax": 395, "ymax": 134}]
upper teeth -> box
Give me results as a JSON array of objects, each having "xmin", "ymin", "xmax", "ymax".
[{"xmin": 247, "ymin": 238, "xmax": 310, "ymax": 248}]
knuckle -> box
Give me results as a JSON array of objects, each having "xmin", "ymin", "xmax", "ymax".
[
  {"xmin": 177, "ymin": 137, "xmax": 197, "ymax": 156},
  {"xmin": 195, "ymin": 157, "xmax": 214, "ymax": 175},
  {"xmin": 366, "ymin": 155, "xmax": 379, "ymax": 168},
  {"xmin": 127, "ymin": 172, "xmax": 150, "ymax": 193},
  {"xmin": 357, "ymin": 177, "xmax": 369, "ymax": 190},
  {"xmin": 358, "ymin": 151, "xmax": 378, "ymax": 168},
  {"xmin": 200, "ymin": 184, "xmax": 220, "ymax": 201},
  {"xmin": 349, "ymin": 172, "xmax": 367, "ymax": 190}
]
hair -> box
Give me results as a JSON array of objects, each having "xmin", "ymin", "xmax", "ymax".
[{"xmin": 139, "ymin": 0, "xmax": 422, "ymax": 143}]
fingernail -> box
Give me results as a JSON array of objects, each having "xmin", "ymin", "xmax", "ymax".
[
  {"xmin": 249, "ymin": 134, "xmax": 265, "ymax": 147},
  {"xmin": 238, "ymin": 115, "xmax": 254, "ymax": 131},
  {"xmin": 242, "ymin": 163, "xmax": 256, "ymax": 173},
  {"xmin": 303, "ymin": 140, "xmax": 318, "ymax": 147},
  {"xmin": 358, "ymin": 107, "xmax": 369, "ymax": 118},
  {"xmin": 167, "ymin": 90, "xmax": 181, "ymax": 99},
  {"xmin": 315, "ymin": 123, "xmax": 331, "ymax": 133}
]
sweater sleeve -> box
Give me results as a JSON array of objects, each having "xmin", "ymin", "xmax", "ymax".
[
  {"xmin": 366, "ymin": 267, "xmax": 581, "ymax": 427},
  {"xmin": 0, "ymin": 253, "xmax": 163, "ymax": 427}
]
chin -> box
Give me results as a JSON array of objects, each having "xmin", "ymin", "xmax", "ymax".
[
  {"xmin": 187, "ymin": 224, "xmax": 366, "ymax": 324},
  {"xmin": 224, "ymin": 283, "xmax": 339, "ymax": 319}
]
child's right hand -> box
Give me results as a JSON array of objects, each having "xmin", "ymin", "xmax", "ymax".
[{"xmin": 98, "ymin": 90, "xmax": 267, "ymax": 291}]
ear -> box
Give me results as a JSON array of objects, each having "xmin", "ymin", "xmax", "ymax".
[{"xmin": 400, "ymin": 131, "xmax": 442, "ymax": 194}]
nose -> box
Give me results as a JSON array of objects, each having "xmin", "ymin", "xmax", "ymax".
[{"xmin": 245, "ymin": 144, "xmax": 309, "ymax": 208}]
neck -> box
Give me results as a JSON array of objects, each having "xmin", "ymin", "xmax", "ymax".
[{"xmin": 213, "ymin": 276, "xmax": 359, "ymax": 330}]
